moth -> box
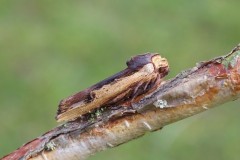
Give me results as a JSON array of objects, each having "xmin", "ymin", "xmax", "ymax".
[{"xmin": 56, "ymin": 53, "xmax": 169, "ymax": 122}]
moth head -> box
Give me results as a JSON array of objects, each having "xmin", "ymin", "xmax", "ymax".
[{"xmin": 151, "ymin": 54, "xmax": 169, "ymax": 77}]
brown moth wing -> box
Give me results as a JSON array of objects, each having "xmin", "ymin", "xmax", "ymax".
[
  {"xmin": 57, "ymin": 53, "xmax": 156, "ymax": 114},
  {"xmin": 56, "ymin": 53, "xmax": 169, "ymax": 122}
]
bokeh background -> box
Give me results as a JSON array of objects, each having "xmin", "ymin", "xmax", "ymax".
[{"xmin": 1, "ymin": 0, "xmax": 240, "ymax": 159}]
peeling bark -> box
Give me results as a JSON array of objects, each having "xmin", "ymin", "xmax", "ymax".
[{"xmin": 2, "ymin": 44, "xmax": 240, "ymax": 160}]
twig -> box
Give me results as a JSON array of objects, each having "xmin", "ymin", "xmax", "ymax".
[{"xmin": 2, "ymin": 44, "xmax": 240, "ymax": 160}]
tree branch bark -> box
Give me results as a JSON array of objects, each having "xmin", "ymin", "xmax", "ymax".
[{"xmin": 2, "ymin": 44, "xmax": 240, "ymax": 160}]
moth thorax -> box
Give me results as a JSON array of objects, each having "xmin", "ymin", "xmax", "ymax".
[{"xmin": 142, "ymin": 63, "xmax": 155, "ymax": 74}]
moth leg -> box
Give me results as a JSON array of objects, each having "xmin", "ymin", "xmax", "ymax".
[
  {"xmin": 143, "ymin": 79, "xmax": 152, "ymax": 91},
  {"xmin": 154, "ymin": 73, "xmax": 162, "ymax": 85},
  {"xmin": 142, "ymin": 74, "xmax": 160, "ymax": 93},
  {"xmin": 149, "ymin": 74, "xmax": 162, "ymax": 90},
  {"xmin": 130, "ymin": 76, "xmax": 160, "ymax": 102},
  {"xmin": 131, "ymin": 81, "xmax": 144, "ymax": 99}
]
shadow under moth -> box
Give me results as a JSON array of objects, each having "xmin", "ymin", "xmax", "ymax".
[{"xmin": 56, "ymin": 53, "xmax": 169, "ymax": 122}]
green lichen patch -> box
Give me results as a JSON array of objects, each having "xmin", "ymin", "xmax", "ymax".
[
  {"xmin": 223, "ymin": 50, "xmax": 240, "ymax": 69},
  {"xmin": 87, "ymin": 106, "xmax": 107, "ymax": 123},
  {"xmin": 44, "ymin": 141, "xmax": 57, "ymax": 151}
]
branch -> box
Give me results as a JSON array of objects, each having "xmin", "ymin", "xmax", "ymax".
[{"xmin": 2, "ymin": 44, "xmax": 240, "ymax": 160}]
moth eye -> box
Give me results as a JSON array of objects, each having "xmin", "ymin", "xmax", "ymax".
[
  {"xmin": 158, "ymin": 66, "xmax": 169, "ymax": 74},
  {"xmin": 158, "ymin": 67, "xmax": 164, "ymax": 72}
]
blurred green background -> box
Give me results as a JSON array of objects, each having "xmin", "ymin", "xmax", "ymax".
[{"xmin": 1, "ymin": 0, "xmax": 240, "ymax": 159}]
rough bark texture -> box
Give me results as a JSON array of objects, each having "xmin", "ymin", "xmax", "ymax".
[{"xmin": 2, "ymin": 44, "xmax": 240, "ymax": 160}]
